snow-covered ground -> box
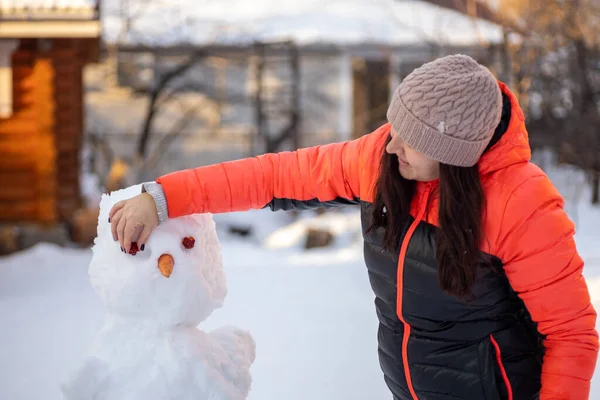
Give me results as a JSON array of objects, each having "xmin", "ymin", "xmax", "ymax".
[{"xmin": 1, "ymin": 158, "xmax": 600, "ymax": 399}]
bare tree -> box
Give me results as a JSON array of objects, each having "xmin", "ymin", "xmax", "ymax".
[
  {"xmin": 92, "ymin": 0, "xmax": 232, "ymax": 185},
  {"xmin": 136, "ymin": 50, "xmax": 206, "ymax": 161},
  {"xmin": 253, "ymin": 41, "xmax": 302, "ymax": 155},
  {"xmin": 104, "ymin": 0, "xmax": 157, "ymax": 87},
  {"xmin": 497, "ymin": 0, "xmax": 600, "ymax": 203}
]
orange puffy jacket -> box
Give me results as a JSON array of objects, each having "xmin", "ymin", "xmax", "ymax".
[{"xmin": 157, "ymin": 82, "xmax": 598, "ymax": 399}]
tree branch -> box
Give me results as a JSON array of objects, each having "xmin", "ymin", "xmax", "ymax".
[
  {"xmin": 137, "ymin": 51, "xmax": 206, "ymax": 159},
  {"xmin": 141, "ymin": 101, "xmax": 204, "ymax": 173}
]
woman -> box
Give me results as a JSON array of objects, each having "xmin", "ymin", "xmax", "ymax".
[{"xmin": 109, "ymin": 55, "xmax": 598, "ymax": 399}]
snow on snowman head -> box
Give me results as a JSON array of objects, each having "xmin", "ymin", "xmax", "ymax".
[{"xmin": 89, "ymin": 184, "xmax": 227, "ymax": 328}]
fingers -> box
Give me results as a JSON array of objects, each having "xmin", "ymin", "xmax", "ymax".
[
  {"xmin": 110, "ymin": 195, "xmax": 156, "ymax": 255},
  {"xmin": 123, "ymin": 222, "xmax": 137, "ymax": 254},
  {"xmin": 137, "ymin": 225, "xmax": 153, "ymax": 249},
  {"xmin": 109, "ymin": 200, "xmax": 126, "ymax": 221},
  {"xmin": 117, "ymin": 215, "xmax": 127, "ymax": 251},
  {"xmin": 111, "ymin": 208, "xmax": 124, "ymax": 242}
]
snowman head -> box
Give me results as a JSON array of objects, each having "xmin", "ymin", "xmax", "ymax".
[{"xmin": 89, "ymin": 185, "xmax": 227, "ymax": 327}]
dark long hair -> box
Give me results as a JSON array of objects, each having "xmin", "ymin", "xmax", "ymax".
[
  {"xmin": 437, "ymin": 164, "xmax": 485, "ymax": 297},
  {"xmin": 369, "ymin": 136, "xmax": 484, "ymax": 299},
  {"xmin": 369, "ymin": 93, "xmax": 511, "ymax": 298},
  {"xmin": 370, "ymin": 94, "xmax": 511, "ymax": 299}
]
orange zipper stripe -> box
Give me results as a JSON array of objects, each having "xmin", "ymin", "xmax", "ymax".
[
  {"xmin": 396, "ymin": 190, "xmax": 429, "ymax": 400},
  {"xmin": 490, "ymin": 334, "xmax": 513, "ymax": 400}
]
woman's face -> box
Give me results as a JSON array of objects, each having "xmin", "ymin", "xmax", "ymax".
[{"xmin": 386, "ymin": 127, "xmax": 440, "ymax": 182}]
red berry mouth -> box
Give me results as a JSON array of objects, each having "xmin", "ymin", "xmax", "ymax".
[{"xmin": 129, "ymin": 242, "xmax": 139, "ymax": 255}]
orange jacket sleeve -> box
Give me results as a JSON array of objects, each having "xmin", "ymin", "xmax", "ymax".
[
  {"xmin": 496, "ymin": 173, "xmax": 598, "ymax": 399},
  {"xmin": 156, "ymin": 125, "xmax": 388, "ymax": 217}
]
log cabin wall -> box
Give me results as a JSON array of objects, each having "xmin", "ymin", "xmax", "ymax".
[
  {"xmin": 52, "ymin": 38, "xmax": 84, "ymax": 221},
  {"xmin": 0, "ymin": 38, "xmax": 84, "ymax": 224},
  {"xmin": 0, "ymin": 39, "xmax": 56, "ymax": 223}
]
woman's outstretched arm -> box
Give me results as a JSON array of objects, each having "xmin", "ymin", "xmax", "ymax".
[
  {"xmin": 110, "ymin": 124, "xmax": 389, "ymax": 252},
  {"xmin": 155, "ymin": 124, "xmax": 388, "ymax": 217}
]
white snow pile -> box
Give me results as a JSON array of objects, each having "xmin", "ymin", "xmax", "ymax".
[
  {"xmin": 263, "ymin": 209, "xmax": 362, "ymax": 250},
  {"xmin": 61, "ymin": 185, "xmax": 256, "ymax": 400}
]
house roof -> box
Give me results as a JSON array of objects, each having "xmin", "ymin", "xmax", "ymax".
[
  {"xmin": 0, "ymin": 1, "xmax": 99, "ymax": 20},
  {"xmin": 421, "ymin": 0, "xmax": 524, "ymax": 34},
  {"xmin": 421, "ymin": 0, "xmax": 501, "ymax": 26},
  {"xmin": 0, "ymin": 0, "xmax": 101, "ymax": 38},
  {"xmin": 105, "ymin": 0, "xmax": 504, "ymax": 47}
]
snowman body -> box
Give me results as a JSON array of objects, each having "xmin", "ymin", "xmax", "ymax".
[{"xmin": 62, "ymin": 185, "xmax": 255, "ymax": 400}]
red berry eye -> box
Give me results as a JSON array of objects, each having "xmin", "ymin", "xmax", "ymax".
[{"xmin": 182, "ymin": 236, "xmax": 195, "ymax": 249}]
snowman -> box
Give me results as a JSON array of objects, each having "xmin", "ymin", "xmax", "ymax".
[{"xmin": 62, "ymin": 185, "xmax": 256, "ymax": 400}]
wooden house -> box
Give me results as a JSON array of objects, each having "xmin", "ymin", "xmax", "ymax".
[
  {"xmin": 85, "ymin": 0, "xmax": 510, "ymax": 184},
  {"xmin": 0, "ymin": 1, "xmax": 101, "ymax": 225},
  {"xmin": 111, "ymin": 41, "xmax": 507, "ymax": 181}
]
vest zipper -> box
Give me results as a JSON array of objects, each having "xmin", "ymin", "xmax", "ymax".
[
  {"xmin": 396, "ymin": 182, "xmax": 434, "ymax": 400},
  {"xmin": 490, "ymin": 335, "xmax": 513, "ymax": 400}
]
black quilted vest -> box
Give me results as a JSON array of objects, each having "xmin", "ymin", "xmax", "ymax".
[{"xmin": 361, "ymin": 203, "xmax": 544, "ymax": 400}]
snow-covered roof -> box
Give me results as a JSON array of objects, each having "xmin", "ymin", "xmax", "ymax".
[
  {"xmin": 0, "ymin": 0, "xmax": 98, "ymax": 20},
  {"xmin": 103, "ymin": 0, "xmax": 504, "ymax": 47},
  {"xmin": 1, "ymin": 0, "xmax": 96, "ymax": 8},
  {"xmin": 0, "ymin": 0, "xmax": 100, "ymax": 38}
]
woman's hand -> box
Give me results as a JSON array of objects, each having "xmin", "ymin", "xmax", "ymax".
[{"xmin": 109, "ymin": 193, "xmax": 159, "ymax": 253}]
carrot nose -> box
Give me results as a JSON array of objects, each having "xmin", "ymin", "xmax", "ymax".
[{"xmin": 158, "ymin": 254, "xmax": 174, "ymax": 278}]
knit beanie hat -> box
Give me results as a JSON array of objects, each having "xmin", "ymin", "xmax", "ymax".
[{"xmin": 386, "ymin": 54, "xmax": 503, "ymax": 167}]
